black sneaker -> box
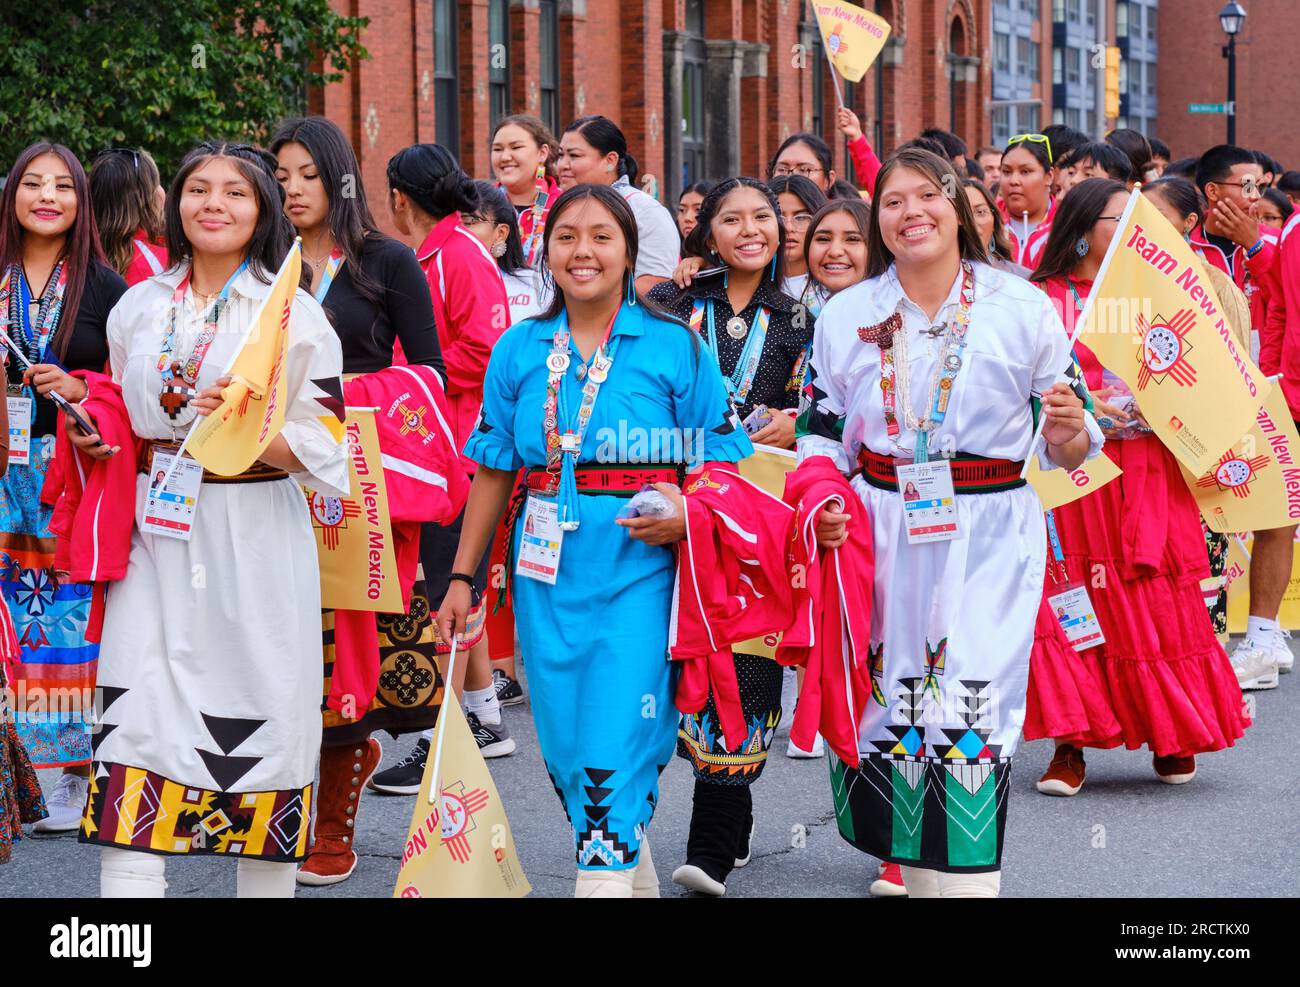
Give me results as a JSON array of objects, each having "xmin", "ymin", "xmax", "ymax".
[
  {"xmin": 493, "ymin": 668, "xmax": 525, "ymax": 707},
  {"xmin": 467, "ymin": 712, "xmax": 516, "ymax": 758},
  {"xmin": 367, "ymin": 737, "xmax": 429, "ymax": 795}
]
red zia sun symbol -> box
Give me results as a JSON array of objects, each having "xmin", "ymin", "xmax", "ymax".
[
  {"xmin": 1197, "ymin": 451, "xmax": 1270, "ymax": 498},
  {"xmin": 1135, "ymin": 308, "xmax": 1197, "ymax": 389}
]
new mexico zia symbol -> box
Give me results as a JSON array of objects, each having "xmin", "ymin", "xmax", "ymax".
[
  {"xmin": 435, "ymin": 780, "xmax": 490, "ymax": 864},
  {"xmin": 1197, "ymin": 450, "xmax": 1270, "ymax": 498},
  {"xmin": 307, "ymin": 491, "xmax": 361, "ymax": 549},
  {"xmin": 1135, "ymin": 308, "xmax": 1197, "ymax": 389}
]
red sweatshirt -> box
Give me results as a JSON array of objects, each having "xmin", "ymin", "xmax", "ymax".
[
  {"xmin": 124, "ymin": 229, "xmax": 168, "ymax": 287},
  {"xmin": 1263, "ymin": 213, "xmax": 1300, "ymax": 417},
  {"xmin": 671, "ymin": 464, "xmax": 797, "ymax": 753},
  {"xmin": 327, "ymin": 365, "xmax": 472, "ymax": 717},
  {"xmin": 847, "ymin": 135, "xmax": 883, "ymax": 198},
  {"xmin": 1189, "ymin": 220, "xmax": 1278, "ymax": 332},
  {"xmin": 41, "ymin": 371, "xmax": 137, "ymax": 641},
  {"xmin": 416, "ymin": 214, "xmax": 510, "ymax": 471},
  {"xmin": 775, "ymin": 457, "xmax": 875, "ymax": 768}
]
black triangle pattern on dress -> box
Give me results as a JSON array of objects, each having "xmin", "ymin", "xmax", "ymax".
[
  {"xmin": 584, "ymin": 767, "xmax": 614, "ymax": 785},
  {"xmin": 311, "ymin": 376, "xmax": 347, "ymax": 422},
  {"xmin": 97, "ymin": 685, "xmax": 128, "ymax": 717},
  {"xmin": 195, "ymin": 748, "xmax": 263, "ymax": 791},
  {"xmin": 200, "ymin": 712, "xmax": 265, "ymax": 755},
  {"xmin": 90, "ymin": 723, "xmax": 116, "ymax": 755}
]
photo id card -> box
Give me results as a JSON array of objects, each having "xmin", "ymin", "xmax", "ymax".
[
  {"xmin": 516, "ymin": 494, "xmax": 563, "ymax": 585},
  {"xmin": 896, "ymin": 460, "xmax": 959, "ymax": 544},
  {"xmin": 142, "ymin": 449, "xmax": 204, "ymax": 541}
]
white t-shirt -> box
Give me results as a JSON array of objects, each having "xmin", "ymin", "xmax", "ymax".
[
  {"xmin": 501, "ymin": 267, "xmax": 550, "ymax": 327},
  {"xmin": 781, "ymin": 272, "xmax": 810, "ymax": 303},
  {"xmin": 612, "ymin": 176, "xmax": 680, "ymax": 282}
]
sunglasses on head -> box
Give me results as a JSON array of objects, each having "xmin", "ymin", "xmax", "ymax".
[
  {"xmin": 93, "ymin": 147, "xmax": 140, "ymax": 173},
  {"xmin": 1007, "ymin": 133, "xmax": 1053, "ymax": 164}
]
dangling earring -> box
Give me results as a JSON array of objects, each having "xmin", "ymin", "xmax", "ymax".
[
  {"xmin": 625, "ymin": 275, "xmax": 637, "ymax": 306},
  {"xmin": 723, "ymin": 269, "xmax": 729, "ymax": 289},
  {"xmin": 988, "ymin": 238, "xmax": 997, "ymax": 255},
  {"xmin": 1075, "ymin": 236, "xmax": 1090, "ymax": 258},
  {"xmin": 769, "ymin": 256, "xmax": 778, "ymax": 281},
  {"xmin": 490, "ymin": 240, "xmax": 507, "ymax": 259}
]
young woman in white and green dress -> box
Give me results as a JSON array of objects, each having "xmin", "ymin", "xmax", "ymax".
[{"xmin": 797, "ymin": 148, "xmax": 1099, "ymax": 897}]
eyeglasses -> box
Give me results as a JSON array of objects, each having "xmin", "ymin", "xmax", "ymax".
[
  {"xmin": 1096, "ymin": 215, "xmax": 1124, "ymax": 223},
  {"xmin": 461, "ymin": 213, "xmax": 489, "ymax": 225},
  {"xmin": 1007, "ymin": 133, "xmax": 1054, "ymax": 164},
  {"xmin": 772, "ymin": 164, "xmax": 825, "ymax": 178},
  {"xmin": 93, "ymin": 147, "xmax": 140, "ymax": 173},
  {"xmin": 1216, "ymin": 179, "xmax": 1265, "ymax": 196},
  {"xmin": 787, "ymin": 212, "xmax": 814, "ymax": 230}
]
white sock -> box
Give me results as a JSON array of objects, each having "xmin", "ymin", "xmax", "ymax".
[
  {"xmin": 237, "ymin": 858, "xmax": 296, "ymax": 898},
  {"xmin": 464, "ymin": 685, "xmax": 500, "ymax": 726},
  {"xmin": 1246, "ymin": 616, "xmax": 1280, "ymax": 645}
]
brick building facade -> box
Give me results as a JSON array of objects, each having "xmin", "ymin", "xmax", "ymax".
[
  {"xmin": 314, "ymin": 0, "xmax": 997, "ymax": 235},
  {"xmin": 1157, "ymin": 0, "xmax": 1298, "ymax": 167}
]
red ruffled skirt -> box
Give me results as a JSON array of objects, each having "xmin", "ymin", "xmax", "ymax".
[{"xmin": 1025, "ymin": 436, "xmax": 1249, "ymax": 757}]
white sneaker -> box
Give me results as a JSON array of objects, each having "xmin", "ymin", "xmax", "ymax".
[
  {"xmin": 1276, "ymin": 630, "xmax": 1293, "ymax": 673},
  {"xmin": 31, "ymin": 772, "xmax": 90, "ymax": 833},
  {"xmin": 1230, "ymin": 637, "xmax": 1280, "ymax": 691},
  {"xmin": 786, "ymin": 733, "xmax": 825, "ymax": 758}
]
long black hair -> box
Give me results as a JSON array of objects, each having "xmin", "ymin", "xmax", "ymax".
[
  {"xmin": 682, "ymin": 176, "xmax": 787, "ymax": 288},
  {"xmin": 270, "ymin": 116, "xmax": 384, "ymax": 311},
  {"xmin": 1143, "ymin": 176, "xmax": 1202, "ymax": 224},
  {"xmin": 164, "ymin": 141, "xmax": 297, "ymax": 286},
  {"xmin": 469, "ymin": 180, "xmax": 527, "ymax": 275},
  {"xmin": 536, "ymin": 184, "xmax": 678, "ymax": 328},
  {"xmin": 564, "ymin": 116, "xmax": 638, "ymax": 185},
  {"xmin": 962, "ymin": 178, "xmax": 1014, "ymax": 262},
  {"xmin": 386, "ymin": 144, "xmax": 480, "ymax": 220},
  {"xmin": 1030, "ymin": 178, "xmax": 1128, "ymax": 284}
]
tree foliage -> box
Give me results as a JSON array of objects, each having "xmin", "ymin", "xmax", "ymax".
[{"xmin": 0, "ymin": 0, "xmax": 368, "ymax": 179}]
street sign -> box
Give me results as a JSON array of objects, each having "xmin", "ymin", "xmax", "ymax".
[{"xmin": 1188, "ymin": 102, "xmax": 1234, "ymax": 114}]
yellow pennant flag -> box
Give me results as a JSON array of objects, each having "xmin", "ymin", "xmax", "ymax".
[
  {"xmin": 393, "ymin": 698, "xmax": 531, "ymax": 899},
  {"xmin": 185, "ymin": 243, "xmax": 301, "ymax": 475},
  {"xmin": 1027, "ymin": 450, "xmax": 1123, "ymax": 511},
  {"xmin": 1182, "ymin": 385, "xmax": 1300, "ymax": 534},
  {"xmin": 735, "ymin": 443, "xmax": 798, "ymax": 659},
  {"xmin": 1226, "ymin": 532, "xmax": 1300, "ymax": 633},
  {"xmin": 810, "ymin": 1, "xmax": 892, "ymax": 83},
  {"xmin": 1077, "ymin": 190, "xmax": 1269, "ymax": 476},
  {"xmin": 306, "ymin": 408, "xmax": 402, "ymax": 612}
]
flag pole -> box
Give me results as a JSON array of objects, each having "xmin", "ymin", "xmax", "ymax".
[
  {"xmin": 819, "ymin": 27, "xmax": 847, "ymax": 109},
  {"xmin": 426, "ymin": 634, "xmax": 459, "ymax": 806},
  {"xmin": 1019, "ymin": 187, "xmax": 1143, "ymax": 479}
]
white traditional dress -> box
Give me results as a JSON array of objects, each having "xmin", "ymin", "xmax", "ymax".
[
  {"xmin": 798, "ymin": 260, "xmax": 1101, "ymax": 873},
  {"xmin": 80, "ymin": 263, "xmax": 347, "ymax": 863}
]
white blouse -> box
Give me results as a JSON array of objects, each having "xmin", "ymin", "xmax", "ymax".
[
  {"xmin": 798, "ymin": 260, "xmax": 1102, "ymax": 471},
  {"xmin": 107, "ymin": 262, "xmax": 349, "ymax": 496}
]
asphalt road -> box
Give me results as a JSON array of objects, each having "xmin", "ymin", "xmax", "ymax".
[{"xmin": 3, "ymin": 642, "xmax": 1296, "ymax": 898}]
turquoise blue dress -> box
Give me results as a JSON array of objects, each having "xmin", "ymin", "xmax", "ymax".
[{"xmin": 465, "ymin": 302, "xmax": 752, "ymax": 870}]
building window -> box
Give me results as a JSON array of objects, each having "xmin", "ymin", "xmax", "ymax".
[
  {"xmin": 1052, "ymin": 0, "xmax": 1064, "ymax": 21},
  {"xmin": 682, "ymin": 25, "xmax": 705, "ymax": 186},
  {"xmin": 993, "ymin": 106, "xmax": 1011, "ymax": 146},
  {"xmin": 1017, "ymin": 38, "xmax": 1040, "ymax": 82},
  {"xmin": 1066, "ymin": 0, "xmax": 1080, "ymax": 22},
  {"xmin": 1085, "ymin": 0, "xmax": 1095, "ymax": 28},
  {"xmin": 1052, "ymin": 47, "xmax": 1063, "ymax": 84},
  {"xmin": 539, "ymin": 0, "xmax": 559, "ymax": 136},
  {"xmin": 686, "ymin": 0, "xmax": 704, "ymax": 35},
  {"xmin": 434, "ymin": 0, "xmax": 459, "ymax": 154},
  {"xmin": 995, "ymin": 32, "xmax": 1010, "ymax": 73},
  {"xmin": 488, "ymin": 0, "xmax": 510, "ymax": 130},
  {"xmin": 1116, "ymin": 1, "xmax": 1129, "ymax": 37},
  {"xmin": 1147, "ymin": 7, "xmax": 1156, "ymax": 40}
]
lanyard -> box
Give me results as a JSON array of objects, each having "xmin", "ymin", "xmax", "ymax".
[
  {"xmin": 157, "ymin": 260, "xmax": 249, "ymax": 385},
  {"xmin": 313, "ymin": 246, "xmax": 345, "ymax": 303},
  {"xmin": 1045, "ymin": 509, "xmax": 1068, "ymax": 584},
  {"xmin": 520, "ymin": 165, "xmax": 551, "ymax": 268},
  {"xmin": 689, "ymin": 298, "xmax": 771, "ymax": 405},
  {"xmin": 879, "ymin": 262, "xmax": 976, "ymax": 462},
  {"xmin": 542, "ymin": 307, "xmax": 620, "ymax": 530}
]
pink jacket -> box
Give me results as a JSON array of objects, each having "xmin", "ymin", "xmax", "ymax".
[
  {"xmin": 416, "ymin": 215, "xmax": 510, "ymax": 472},
  {"xmin": 1263, "ymin": 214, "xmax": 1300, "ymax": 416},
  {"xmin": 672, "ymin": 464, "xmax": 797, "ymax": 753},
  {"xmin": 1189, "ymin": 220, "xmax": 1278, "ymax": 331},
  {"xmin": 776, "ymin": 457, "xmax": 875, "ymax": 768},
  {"xmin": 847, "ymin": 135, "xmax": 883, "ymax": 198},
  {"xmin": 42, "ymin": 372, "xmax": 137, "ymax": 642}
]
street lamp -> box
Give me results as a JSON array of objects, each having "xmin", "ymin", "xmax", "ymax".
[{"xmin": 1219, "ymin": 2, "xmax": 1246, "ymax": 144}]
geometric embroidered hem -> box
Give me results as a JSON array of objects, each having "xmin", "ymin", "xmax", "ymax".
[
  {"xmin": 78, "ymin": 761, "xmax": 313, "ymax": 862},
  {"xmin": 828, "ymin": 752, "xmax": 1012, "ymax": 873}
]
